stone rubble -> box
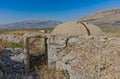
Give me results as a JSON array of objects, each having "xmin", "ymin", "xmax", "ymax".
[
  {"xmin": 0, "ymin": 48, "xmax": 39, "ymax": 79},
  {"xmin": 0, "ymin": 34, "xmax": 21, "ymax": 43},
  {"xmin": 0, "ymin": 32, "xmax": 42, "ymax": 43}
]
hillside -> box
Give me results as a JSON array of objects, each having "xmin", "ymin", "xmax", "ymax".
[
  {"xmin": 0, "ymin": 19, "xmax": 63, "ymax": 29},
  {"xmin": 79, "ymin": 8, "xmax": 120, "ymax": 31}
]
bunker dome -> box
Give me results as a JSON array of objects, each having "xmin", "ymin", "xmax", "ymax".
[
  {"xmin": 48, "ymin": 21, "xmax": 105, "ymax": 69},
  {"xmin": 51, "ymin": 21, "xmax": 105, "ymax": 37}
]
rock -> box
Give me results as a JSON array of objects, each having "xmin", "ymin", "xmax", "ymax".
[
  {"xmin": 40, "ymin": 30, "xmax": 45, "ymax": 33},
  {"xmin": 0, "ymin": 47, "xmax": 41, "ymax": 79},
  {"xmin": 0, "ymin": 34, "xmax": 20, "ymax": 43},
  {"xmin": 0, "ymin": 70, "xmax": 4, "ymax": 79},
  {"xmin": 67, "ymin": 37, "xmax": 77, "ymax": 45},
  {"xmin": 0, "ymin": 48, "xmax": 28, "ymax": 79}
]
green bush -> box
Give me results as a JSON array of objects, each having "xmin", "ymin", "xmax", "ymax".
[{"xmin": 9, "ymin": 42, "xmax": 24, "ymax": 48}]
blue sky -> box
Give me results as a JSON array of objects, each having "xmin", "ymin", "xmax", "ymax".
[{"xmin": 0, "ymin": 0, "xmax": 120, "ymax": 24}]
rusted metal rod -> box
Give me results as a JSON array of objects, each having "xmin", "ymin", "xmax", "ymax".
[{"xmin": 77, "ymin": 21, "xmax": 91, "ymax": 36}]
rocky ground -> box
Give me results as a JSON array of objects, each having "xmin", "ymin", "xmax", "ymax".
[
  {"xmin": 0, "ymin": 30, "xmax": 43, "ymax": 43},
  {"xmin": 0, "ymin": 48, "xmax": 40, "ymax": 79}
]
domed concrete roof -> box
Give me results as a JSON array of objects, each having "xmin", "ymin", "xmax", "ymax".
[{"xmin": 51, "ymin": 21, "xmax": 105, "ymax": 37}]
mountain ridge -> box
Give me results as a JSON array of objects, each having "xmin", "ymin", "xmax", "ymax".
[
  {"xmin": 0, "ymin": 19, "xmax": 63, "ymax": 29},
  {"xmin": 78, "ymin": 8, "xmax": 120, "ymax": 30}
]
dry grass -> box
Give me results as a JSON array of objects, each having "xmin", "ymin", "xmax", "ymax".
[
  {"xmin": 104, "ymin": 29, "xmax": 120, "ymax": 38},
  {"xmin": 0, "ymin": 45, "xmax": 4, "ymax": 52},
  {"xmin": 0, "ymin": 30, "xmax": 42, "ymax": 50},
  {"xmin": 32, "ymin": 65, "xmax": 65, "ymax": 79}
]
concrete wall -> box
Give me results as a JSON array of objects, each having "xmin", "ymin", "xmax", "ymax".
[
  {"xmin": 47, "ymin": 35, "xmax": 67, "ymax": 69},
  {"xmin": 47, "ymin": 35, "xmax": 87, "ymax": 69}
]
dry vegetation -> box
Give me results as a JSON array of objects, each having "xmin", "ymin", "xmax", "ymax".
[
  {"xmin": 103, "ymin": 29, "xmax": 120, "ymax": 38},
  {"xmin": 31, "ymin": 65, "xmax": 65, "ymax": 79},
  {"xmin": 0, "ymin": 29, "xmax": 43, "ymax": 48}
]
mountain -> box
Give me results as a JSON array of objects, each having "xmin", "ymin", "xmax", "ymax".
[
  {"xmin": 0, "ymin": 20, "xmax": 63, "ymax": 29},
  {"xmin": 78, "ymin": 8, "xmax": 120, "ymax": 30}
]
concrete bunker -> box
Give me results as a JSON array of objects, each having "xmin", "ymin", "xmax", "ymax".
[
  {"xmin": 47, "ymin": 21, "xmax": 106, "ymax": 69},
  {"xmin": 23, "ymin": 21, "xmax": 106, "ymax": 71}
]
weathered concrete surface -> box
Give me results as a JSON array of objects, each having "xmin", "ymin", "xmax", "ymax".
[
  {"xmin": 47, "ymin": 35, "xmax": 105, "ymax": 69},
  {"xmin": 47, "ymin": 35, "xmax": 67, "ymax": 69},
  {"xmin": 51, "ymin": 22, "xmax": 105, "ymax": 37},
  {"xmin": 55, "ymin": 38, "xmax": 120, "ymax": 79}
]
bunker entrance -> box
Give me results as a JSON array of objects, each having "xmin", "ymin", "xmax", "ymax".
[
  {"xmin": 24, "ymin": 35, "xmax": 48, "ymax": 72},
  {"xmin": 29, "ymin": 38, "xmax": 45, "ymax": 55}
]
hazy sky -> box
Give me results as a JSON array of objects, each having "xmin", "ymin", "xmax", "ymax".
[{"xmin": 0, "ymin": 0, "xmax": 120, "ymax": 24}]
